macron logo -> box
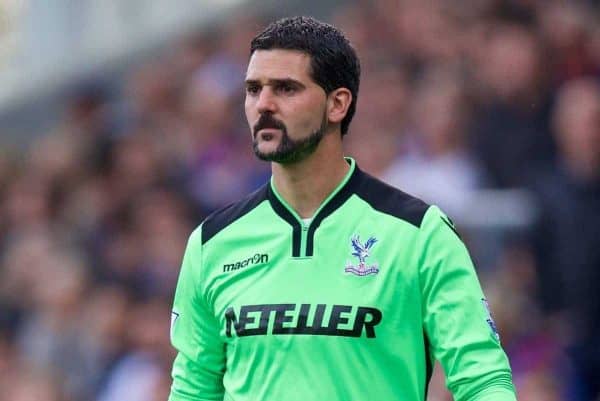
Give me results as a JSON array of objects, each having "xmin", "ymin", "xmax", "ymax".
[{"xmin": 223, "ymin": 253, "xmax": 269, "ymax": 273}]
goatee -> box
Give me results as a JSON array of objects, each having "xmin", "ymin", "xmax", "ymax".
[{"xmin": 253, "ymin": 113, "xmax": 328, "ymax": 164}]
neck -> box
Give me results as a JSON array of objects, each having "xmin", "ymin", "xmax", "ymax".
[
  {"xmin": 563, "ymin": 154, "xmax": 600, "ymax": 183},
  {"xmin": 271, "ymin": 132, "xmax": 349, "ymax": 219}
]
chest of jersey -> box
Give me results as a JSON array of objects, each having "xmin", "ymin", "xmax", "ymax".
[
  {"xmin": 190, "ymin": 166, "xmax": 437, "ymax": 400},
  {"xmin": 202, "ymin": 196, "xmax": 424, "ymax": 344}
]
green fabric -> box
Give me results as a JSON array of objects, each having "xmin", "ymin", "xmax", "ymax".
[{"xmin": 169, "ymin": 163, "xmax": 516, "ymax": 401}]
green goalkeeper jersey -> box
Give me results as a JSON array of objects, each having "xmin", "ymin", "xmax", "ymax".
[{"xmin": 169, "ymin": 158, "xmax": 516, "ymax": 401}]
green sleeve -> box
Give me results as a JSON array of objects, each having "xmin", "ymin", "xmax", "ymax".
[
  {"xmin": 418, "ymin": 206, "xmax": 517, "ymax": 401},
  {"xmin": 169, "ymin": 227, "xmax": 225, "ymax": 401}
]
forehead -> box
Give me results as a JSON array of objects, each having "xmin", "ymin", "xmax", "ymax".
[{"xmin": 246, "ymin": 49, "xmax": 313, "ymax": 82}]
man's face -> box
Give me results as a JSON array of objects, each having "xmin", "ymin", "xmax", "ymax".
[{"xmin": 245, "ymin": 49, "xmax": 329, "ymax": 164}]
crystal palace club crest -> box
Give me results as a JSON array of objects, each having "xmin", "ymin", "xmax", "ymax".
[{"xmin": 345, "ymin": 235, "xmax": 380, "ymax": 276}]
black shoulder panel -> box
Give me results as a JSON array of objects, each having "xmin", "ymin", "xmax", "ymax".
[
  {"xmin": 201, "ymin": 184, "xmax": 269, "ymax": 245},
  {"xmin": 353, "ymin": 169, "xmax": 430, "ymax": 228}
]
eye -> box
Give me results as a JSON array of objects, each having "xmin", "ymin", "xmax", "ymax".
[
  {"xmin": 246, "ymin": 83, "xmax": 260, "ymax": 96},
  {"xmin": 275, "ymin": 82, "xmax": 296, "ymax": 95}
]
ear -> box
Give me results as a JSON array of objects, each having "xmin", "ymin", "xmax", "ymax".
[{"xmin": 326, "ymin": 88, "xmax": 352, "ymax": 125}]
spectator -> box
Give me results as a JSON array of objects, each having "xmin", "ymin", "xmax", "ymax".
[
  {"xmin": 531, "ymin": 77, "xmax": 600, "ymax": 401},
  {"xmin": 471, "ymin": 22, "xmax": 555, "ymax": 188},
  {"xmin": 383, "ymin": 67, "xmax": 483, "ymax": 217}
]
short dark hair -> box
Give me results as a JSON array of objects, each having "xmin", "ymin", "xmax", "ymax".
[{"xmin": 250, "ymin": 16, "xmax": 360, "ymax": 136}]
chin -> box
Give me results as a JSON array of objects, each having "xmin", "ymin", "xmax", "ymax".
[
  {"xmin": 256, "ymin": 142, "xmax": 280, "ymax": 155},
  {"xmin": 253, "ymin": 140, "xmax": 278, "ymax": 161}
]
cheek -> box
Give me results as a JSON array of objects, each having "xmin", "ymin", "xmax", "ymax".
[
  {"xmin": 289, "ymin": 102, "xmax": 326, "ymax": 134},
  {"xmin": 244, "ymin": 98, "xmax": 256, "ymax": 125}
]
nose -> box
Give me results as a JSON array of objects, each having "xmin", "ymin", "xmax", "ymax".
[{"xmin": 256, "ymin": 87, "xmax": 278, "ymax": 114}]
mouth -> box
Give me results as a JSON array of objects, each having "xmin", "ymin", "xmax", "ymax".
[{"xmin": 256, "ymin": 128, "xmax": 282, "ymax": 141}]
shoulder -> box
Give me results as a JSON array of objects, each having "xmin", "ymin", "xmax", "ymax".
[
  {"xmin": 353, "ymin": 169, "xmax": 431, "ymax": 228},
  {"xmin": 201, "ymin": 183, "xmax": 270, "ymax": 245}
]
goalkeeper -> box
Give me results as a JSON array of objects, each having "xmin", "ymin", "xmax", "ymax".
[{"xmin": 169, "ymin": 16, "xmax": 517, "ymax": 401}]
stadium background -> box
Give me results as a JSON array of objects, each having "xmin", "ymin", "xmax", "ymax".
[{"xmin": 1, "ymin": 0, "xmax": 599, "ymax": 400}]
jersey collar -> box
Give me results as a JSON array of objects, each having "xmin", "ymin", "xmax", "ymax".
[{"xmin": 267, "ymin": 158, "xmax": 360, "ymax": 257}]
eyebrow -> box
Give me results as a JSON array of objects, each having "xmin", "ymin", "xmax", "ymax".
[{"xmin": 244, "ymin": 78, "xmax": 306, "ymax": 89}]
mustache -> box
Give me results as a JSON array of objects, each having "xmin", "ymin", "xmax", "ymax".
[{"xmin": 253, "ymin": 114, "xmax": 287, "ymax": 137}]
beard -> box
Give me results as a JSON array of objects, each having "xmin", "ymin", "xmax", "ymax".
[{"xmin": 252, "ymin": 112, "xmax": 328, "ymax": 164}]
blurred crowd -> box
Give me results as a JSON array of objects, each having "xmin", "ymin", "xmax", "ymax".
[{"xmin": 1, "ymin": 0, "xmax": 599, "ymax": 400}]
